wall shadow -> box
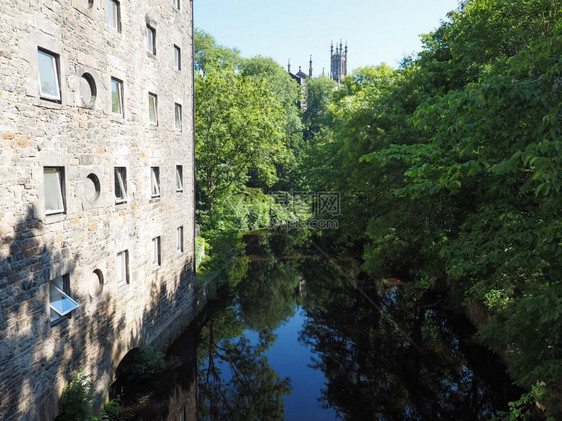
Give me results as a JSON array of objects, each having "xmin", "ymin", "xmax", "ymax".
[{"xmin": 0, "ymin": 206, "xmax": 197, "ymax": 420}]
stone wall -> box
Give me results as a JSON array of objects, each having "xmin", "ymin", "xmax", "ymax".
[{"xmin": 0, "ymin": 0, "xmax": 195, "ymax": 419}]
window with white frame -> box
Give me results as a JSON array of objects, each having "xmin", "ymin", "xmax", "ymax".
[
  {"xmin": 152, "ymin": 236, "xmax": 161, "ymax": 266},
  {"xmin": 148, "ymin": 93, "xmax": 158, "ymax": 125},
  {"xmin": 172, "ymin": 0, "xmax": 180, "ymax": 10},
  {"xmin": 151, "ymin": 167, "xmax": 160, "ymax": 197},
  {"xmin": 146, "ymin": 25, "xmax": 156, "ymax": 55},
  {"xmin": 174, "ymin": 45, "xmax": 181, "ymax": 70},
  {"xmin": 38, "ymin": 49, "xmax": 61, "ymax": 101},
  {"xmin": 174, "ymin": 103, "xmax": 182, "ymax": 130},
  {"xmin": 111, "ymin": 77, "xmax": 123, "ymax": 116},
  {"xmin": 44, "ymin": 167, "xmax": 66, "ymax": 215},
  {"xmin": 114, "ymin": 167, "xmax": 127, "ymax": 203},
  {"xmin": 177, "ymin": 226, "xmax": 184, "ymax": 252},
  {"xmin": 116, "ymin": 250, "xmax": 129, "ymax": 286},
  {"xmin": 107, "ymin": 0, "xmax": 121, "ymax": 32},
  {"xmin": 176, "ymin": 165, "xmax": 183, "ymax": 192},
  {"xmin": 49, "ymin": 274, "xmax": 79, "ymax": 323}
]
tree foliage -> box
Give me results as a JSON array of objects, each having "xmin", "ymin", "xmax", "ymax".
[
  {"xmin": 302, "ymin": 0, "xmax": 562, "ymax": 416},
  {"xmin": 195, "ymin": 29, "xmax": 241, "ymax": 72},
  {"xmin": 195, "ymin": 65, "xmax": 287, "ymax": 217}
]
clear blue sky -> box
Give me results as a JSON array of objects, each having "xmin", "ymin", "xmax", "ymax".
[{"xmin": 194, "ymin": 0, "xmax": 459, "ymax": 76}]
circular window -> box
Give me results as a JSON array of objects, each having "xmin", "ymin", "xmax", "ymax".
[
  {"xmin": 80, "ymin": 73, "xmax": 97, "ymax": 107},
  {"xmin": 85, "ymin": 173, "xmax": 101, "ymax": 204},
  {"xmin": 88, "ymin": 269, "xmax": 104, "ymax": 298}
]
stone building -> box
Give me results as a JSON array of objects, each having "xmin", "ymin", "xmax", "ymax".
[
  {"xmin": 287, "ymin": 56, "xmax": 312, "ymax": 110},
  {"xmin": 0, "ymin": 0, "xmax": 195, "ymax": 419},
  {"xmin": 330, "ymin": 40, "xmax": 348, "ymax": 84}
]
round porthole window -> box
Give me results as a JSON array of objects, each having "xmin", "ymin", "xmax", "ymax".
[
  {"xmin": 88, "ymin": 269, "xmax": 104, "ymax": 298},
  {"xmin": 80, "ymin": 73, "xmax": 97, "ymax": 107},
  {"xmin": 85, "ymin": 173, "xmax": 101, "ymax": 204}
]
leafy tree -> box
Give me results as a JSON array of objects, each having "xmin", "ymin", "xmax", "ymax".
[
  {"xmin": 195, "ymin": 65, "xmax": 287, "ymax": 219},
  {"xmin": 302, "ymin": 75, "xmax": 336, "ymax": 141},
  {"xmin": 239, "ymin": 56, "xmax": 304, "ymax": 189},
  {"xmin": 195, "ymin": 29, "xmax": 241, "ymax": 72},
  {"xmin": 301, "ymin": 0, "xmax": 562, "ymax": 415}
]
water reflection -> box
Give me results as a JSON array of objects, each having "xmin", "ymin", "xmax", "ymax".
[
  {"xmin": 197, "ymin": 232, "xmax": 308, "ymax": 420},
  {"xmin": 110, "ymin": 329, "xmax": 197, "ymax": 420},
  {"xmin": 113, "ymin": 231, "xmax": 520, "ymax": 420},
  {"xmin": 197, "ymin": 232, "xmax": 520, "ymax": 420},
  {"xmin": 300, "ymin": 266, "xmax": 501, "ymax": 420}
]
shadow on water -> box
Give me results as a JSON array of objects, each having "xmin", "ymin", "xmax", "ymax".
[
  {"xmin": 115, "ymin": 230, "xmax": 523, "ymax": 421},
  {"xmin": 108, "ymin": 328, "xmax": 198, "ymax": 420}
]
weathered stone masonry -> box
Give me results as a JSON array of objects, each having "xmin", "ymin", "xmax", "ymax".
[{"xmin": 0, "ymin": 1, "xmax": 195, "ymax": 419}]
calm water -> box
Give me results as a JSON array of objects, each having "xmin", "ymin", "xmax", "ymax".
[{"xmin": 114, "ymin": 231, "xmax": 522, "ymax": 420}]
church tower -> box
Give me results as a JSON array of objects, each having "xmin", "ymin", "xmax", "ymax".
[{"xmin": 330, "ymin": 40, "xmax": 348, "ymax": 84}]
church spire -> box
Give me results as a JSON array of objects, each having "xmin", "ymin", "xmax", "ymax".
[
  {"xmin": 309, "ymin": 55, "xmax": 313, "ymax": 77},
  {"xmin": 330, "ymin": 39, "xmax": 348, "ymax": 85}
]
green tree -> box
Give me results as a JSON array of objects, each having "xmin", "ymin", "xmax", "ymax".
[
  {"xmin": 195, "ymin": 29, "xmax": 241, "ymax": 72},
  {"xmin": 301, "ymin": 0, "xmax": 562, "ymax": 415},
  {"xmin": 302, "ymin": 75, "xmax": 336, "ymax": 141},
  {"xmin": 239, "ymin": 56, "xmax": 304, "ymax": 189},
  {"xmin": 195, "ymin": 65, "xmax": 287, "ymax": 219}
]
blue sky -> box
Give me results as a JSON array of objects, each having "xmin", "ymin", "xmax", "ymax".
[{"xmin": 194, "ymin": 0, "xmax": 459, "ymax": 76}]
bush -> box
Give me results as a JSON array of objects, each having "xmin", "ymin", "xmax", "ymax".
[
  {"xmin": 122, "ymin": 346, "xmax": 175, "ymax": 377},
  {"xmin": 59, "ymin": 368, "xmax": 95, "ymax": 421},
  {"xmin": 99, "ymin": 395, "xmax": 121, "ymax": 420}
]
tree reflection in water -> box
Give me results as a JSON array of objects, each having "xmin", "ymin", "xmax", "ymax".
[
  {"xmin": 197, "ymin": 232, "xmax": 519, "ymax": 420},
  {"xmin": 299, "ymin": 251, "xmax": 516, "ymax": 420},
  {"xmin": 197, "ymin": 232, "xmax": 305, "ymax": 420}
]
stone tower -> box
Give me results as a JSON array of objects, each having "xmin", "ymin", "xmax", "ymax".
[{"xmin": 330, "ymin": 40, "xmax": 348, "ymax": 84}]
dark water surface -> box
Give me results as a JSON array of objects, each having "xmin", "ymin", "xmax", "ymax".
[{"xmin": 114, "ymin": 232, "xmax": 522, "ymax": 420}]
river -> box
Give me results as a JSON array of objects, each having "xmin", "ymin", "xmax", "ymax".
[{"xmin": 111, "ymin": 231, "xmax": 522, "ymax": 420}]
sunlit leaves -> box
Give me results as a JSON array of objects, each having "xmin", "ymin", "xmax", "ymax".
[{"xmin": 195, "ymin": 65, "xmax": 287, "ymax": 216}]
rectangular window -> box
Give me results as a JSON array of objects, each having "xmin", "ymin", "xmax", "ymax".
[
  {"xmin": 174, "ymin": 103, "xmax": 182, "ymax": 130},
  {"xmin": 174, "ymin": 45, "xmax": 181, "ymax": 70},
  {"xmin": 176, "ymin": 165, "xmax": 183, "ymax": 192},
  {"xmin": 107, "ymin": 0, "xmax": 121, "ymax": 32},
  {"xmin": 111, "ymin": 77, "xmax": 123, "ymax": 116},
  {"xmin": 152, "ymin": 236, "xmax": 161, "ymax": 266},
  {"xmin": 177, "ymin": 226, "xmax": 184, "ymax": 252},
  {"xmin": 38, "ymin": 49, "xmax": 61, "ymax": 101},
  {"xmin": 148, "ymin": 93, "xmax": 158, "ymax": 125},
  {"xmin": 146, "ymin": 25, "xmax": 156, "ymax": 55},
  {"xmin": 172, "ymin": 0, "xmax": 180, "ymax": 10},
  {"xmin": 151, "ymin": 167, "xmax": 160, "ymax": 197},
  {"xmin": 49, "ymin": 274, "xmax": 79, "ymax": 323},
  {"xmin": 114, "ymin": 167, "xmax": 127, "ymax": 203},
  {"xmin": 116, "ymin": 250, "xmax": 130, "ymax": 286},
  {"xmin": 44, "ymin": 167, "xmax": 65, "ymax": 215}
]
